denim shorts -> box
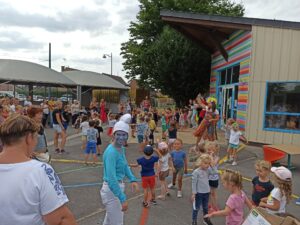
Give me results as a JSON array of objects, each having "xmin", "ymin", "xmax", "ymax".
[
  {"xmin": 85, "ymin": 141, "xmax": 97, "ymax": 154},
  {"xmin": 229, "ymin": 143, "xmax": 239, "ymax": 149},
  {"xmin": 137, "ymin": 135, "xmax": 144, "ymax": 143},
  {"xmin": 53, "ymin": 124, "xmax": 62, "ymax": 133}
]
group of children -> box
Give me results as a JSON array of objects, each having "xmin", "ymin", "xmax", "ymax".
[
  {"xmin": 75, "ymin": 105, "xmax": 295, "ymax": 225},
  {"xmin": 131, "ymin": 133, "xmax": 293, "ymax": 225}
]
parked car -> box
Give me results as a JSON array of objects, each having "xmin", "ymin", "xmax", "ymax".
[
  {"xmin": 33, "ymin": 95, "xmax": 44, "ymax": 102},
  {"xmin": 59, "ymin": 94, "xmax": 73, "ymax": 102},
  {"xmin": 17, "ymin": 94, "xmax": 27, "ymax": 101}
]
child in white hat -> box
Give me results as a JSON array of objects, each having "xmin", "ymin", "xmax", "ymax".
[{"xmin": 259, "ymin": 166, "xmax": 292, "ymax": 214}]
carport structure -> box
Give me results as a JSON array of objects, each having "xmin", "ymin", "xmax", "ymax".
[
  {"xmin": 62, "ymin": 70, "xmax": 129, "ymax": 111},
  {"xmin": 0, "ymin": 59, "xmax": 75, "ymax": 101},
  {"xmin": 0, "ymin": 59, "xmax": 129, "ymax": 108}
]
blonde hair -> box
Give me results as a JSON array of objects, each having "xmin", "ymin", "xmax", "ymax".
[
  {"xmin": 222, "ymin": 169, "xmax": 243, "ymax": 189},
  {"xmin": 195, "ymin": 153, "xmax": 211, "ymax": 167},
  {"xmin": 255, "ymin": 160, "xmax": 271, "ymax": 171},
  {"xmin": 273, "ymin": 174, "xmax": 292, "ymax": 203},
  {"xmin": 0, "ymin": 115, "xmax": 39, "ymax": 146},
  {"xmin": 175, "ymin": 138, "xmax": 183, "ymax": 144},
  {"xmin": 204, "ymin": 141, "xmax": 220, "ymax": 155}
]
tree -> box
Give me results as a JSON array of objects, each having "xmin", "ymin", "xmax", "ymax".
[{"xmin": 121, "ymin": 0, "xmax": 244, "ymax": 106}]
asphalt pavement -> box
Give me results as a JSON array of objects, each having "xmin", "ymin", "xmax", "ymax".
[{"xmin": 45, "ymin": 126, "xmax": 300, "ymax": 225}]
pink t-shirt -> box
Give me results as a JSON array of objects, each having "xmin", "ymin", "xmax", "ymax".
[{"xmin": 226, "ymin": 191, "xmax": 247, "ymax": 225}]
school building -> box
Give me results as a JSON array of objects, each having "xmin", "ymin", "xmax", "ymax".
[{"xmin": 161, "ymin": 10, "xmax": 300, "ymax": 145}]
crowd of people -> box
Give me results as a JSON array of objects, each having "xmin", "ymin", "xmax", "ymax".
[{"xmin": 0, "ymin": 94, "xmax": 299, "ymax": 225}]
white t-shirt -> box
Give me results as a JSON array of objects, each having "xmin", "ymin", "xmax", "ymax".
[
  {"xmin": 41, "ymin": 103, "xmax": 49, "ymax": 114},
  {"xmin": 0, "ymin": 160, "xmax": 68, "ymax": 225},
  {"xmin": 80, "ymin": 121, "xmax": 89, "ymax": 135},
  {"xmin": 229, "ymin": 129, "xmax": 242, "ymax": 145},
  {"xmin": 24, "ymin": 100, "xmax": 32, "ymax": 107},
  {"xmin": 159, "ymin": 153, "xmax": 171, "ymax": 172},
  {"xmin": 10, "ymin": 104, "xmax": 16, "ymax": 112},
  {"xmin": 266, "ymin": 187, "xmax": 286, "ymax": 214}
]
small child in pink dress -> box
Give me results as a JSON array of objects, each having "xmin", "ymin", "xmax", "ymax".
[{"xmin": 205, "ymin": 169, "xmax": 253, "ymax": 225}]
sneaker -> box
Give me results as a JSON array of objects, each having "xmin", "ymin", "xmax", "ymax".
[
  {"xmin": 203, "ymin": 217, "xmax": 213, "ymax": 225},
  {"xmin": 232, "ymin": 161, "xmax": 237, "ymax": 166},
  {"xmin": 168, "ymin": 183, "xmax": 175, "ymax": 189},
  {"xmin": 192, "ymin": 221, "xmax": 197, "ymax": 225},
  {"xmin": 55, "ymin": 148, "xmax": 60, "ymax": 154},
  {"xmin": 150, "ymin": 199, "xmax": 157, "ymax": 205},
  {"xmin": 296, "ymin": 198, "xmax": 300, "ymax": 205},
  {"xmin": 177, "ymin": 191, "xmax": 182, "ymax": 198},
  {"xmin": 60, "ymin": 149, "xmax": 66, "ymax": 154},
  {"xmin": 166, "ymin": 191, "xmax": 171, "ymax": 196},
  {"xmin": 142, "ymin": 201, "xmax": 149, "ymax": 208}
]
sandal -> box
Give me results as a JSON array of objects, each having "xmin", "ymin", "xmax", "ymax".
[{"xmin": 142, "ymin": 201, "xmax": 149, "ymax": 208}]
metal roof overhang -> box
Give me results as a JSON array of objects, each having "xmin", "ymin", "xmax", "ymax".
[{"xmin": 160, "ymin": 10, "xmax": 252, "ymax": 61}]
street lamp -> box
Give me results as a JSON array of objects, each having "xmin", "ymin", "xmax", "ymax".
[{"xmin": 103, "ymin": 53, "xmax": 112, "ymax": 75}]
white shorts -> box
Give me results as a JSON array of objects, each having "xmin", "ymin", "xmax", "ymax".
[
  {"xmin": 168, "ymin": 138, "xmax": 176, "ymax": 145},
  {"xmin": 53, "ymin": 124, "xmax": 62, "ymax": 133}
]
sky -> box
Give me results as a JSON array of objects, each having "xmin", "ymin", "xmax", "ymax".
[{"xmin": 0, "ymin": 0, "xmax": 300, "ymax": 80}]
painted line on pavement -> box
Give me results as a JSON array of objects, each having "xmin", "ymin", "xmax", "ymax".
[
  {"xmin": 51, "ymin": 158, "xmax": 103, "ymax": 165},
  {"xmin": 76, "ymin": 176, "xmax": 191, "ymax": 223},
  {"xmin": 63, "ymin": 174, "xmax": 193, "ymax": 189},
  {"xmin": 57, "ymin": 165, "xmax": 101, "ymax": 175},
  {"xmin": 47, "ymin": 133, "xmax": 81, "ymax": 147}
]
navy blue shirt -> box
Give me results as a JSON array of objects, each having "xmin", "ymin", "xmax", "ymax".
[
  {"xmin": 137, "ymin": 156, "xmax": 159, "ymax": 177},
  {"xmin": 171, "ymin": 150, "xmax": 186, "ymax": 168},
  {"xmin": 252, "ymin": 176, "xmax": 274, "ymax": 206},
  {"xmin": 168, "ymin": 128, "xmax": 177, "ymax": 139}
]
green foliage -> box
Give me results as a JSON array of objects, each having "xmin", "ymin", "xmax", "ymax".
[{"xmin": 121, "ymin": 0, "xmax": 244, "ymax": 106}]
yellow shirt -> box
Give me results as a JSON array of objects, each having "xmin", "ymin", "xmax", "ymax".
[{"xmin": 148, "ymin": 120, "xmax": 156, "ymax": 130}]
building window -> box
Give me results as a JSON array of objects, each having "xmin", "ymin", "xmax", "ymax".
[
  {"xmin": 264, "ymin": 82, "xmax": 300, "ymax": 133},
  {"xmin": 219, "ymin": 65, "xmax": 240, "ymax": 85}
]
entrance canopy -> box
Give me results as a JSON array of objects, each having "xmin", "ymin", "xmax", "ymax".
[{"xmin": 160, "ymin": 10, "xmax": 300, "ymax": 61}]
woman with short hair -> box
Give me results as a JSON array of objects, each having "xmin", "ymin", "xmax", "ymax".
[{"xmin": 0, "ymin": 115, "xmax": 76, "ymax": 225}]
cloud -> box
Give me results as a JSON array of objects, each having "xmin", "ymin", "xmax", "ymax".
[
  {"xmin": 0, "ymin": 31, "xmax": 44, "ymax": 50},
  {"xmin": 111, "ymin": 2, "xmax": 139, "ymax": 34},
  {"xmin": 0, "ymin": 3, "xmax": 112, "ymax": 33},
  {"xmin": 81, "ymin": 44, "xmax": 104, "ymax": 50}
]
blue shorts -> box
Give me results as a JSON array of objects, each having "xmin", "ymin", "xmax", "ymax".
[
  {"xmin": 229, "ymin": 143, "xmax": 239, "ymax": 149},
  {"xmin": 137, "ymin": 135, "xmax": 144, "ymax": 143},
  {"xmin": 85, "ymin": 141, "xmax": 97, "ymax": 154}
]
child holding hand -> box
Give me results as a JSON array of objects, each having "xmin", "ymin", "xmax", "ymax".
[
  {"xmin": 259, "ymin": 166, "xmax": 292, "ymax": 214},
  {"xmin": 191, "ymin": 154, "xmax": 214, "ymax": 225},
  {"xmin": 131, "ymin": 145, "xmax": 159, "ymax": 208},
  {"xmin": 205, "ymin": 169, "xmax": 253, "ymax": 225}
]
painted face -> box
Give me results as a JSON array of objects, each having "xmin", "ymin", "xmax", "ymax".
[{"xmin": 114, "ymin": 131, "xmax": 128, "ymax": 146}]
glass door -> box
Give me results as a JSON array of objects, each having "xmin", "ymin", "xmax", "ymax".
[{"xmin": 219, "ymin": 85, "xmax": 239, "ymax": 127}]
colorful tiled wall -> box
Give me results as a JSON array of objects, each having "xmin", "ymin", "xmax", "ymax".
[{"xmin": 210, "ymin": 30, "xmax": 252, "ymax": 131}]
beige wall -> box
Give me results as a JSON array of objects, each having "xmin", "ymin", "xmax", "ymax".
[{"xmin": 247, "ymin": 26, "xmax": 300, "ymax": 145}]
